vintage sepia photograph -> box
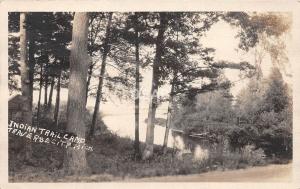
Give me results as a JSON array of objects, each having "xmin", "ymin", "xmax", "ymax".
[{"xmin": 7, "ymin": 10, "xmax": 294, "ymax": 182}]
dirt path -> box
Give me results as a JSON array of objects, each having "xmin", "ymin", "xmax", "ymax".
[{"xmin": 131, "ymin": 163, "xmax": 292, "ymax": 182}]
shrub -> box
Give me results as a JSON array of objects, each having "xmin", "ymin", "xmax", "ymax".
[{"xmin": 240, "ymin": 145, "xmax": 266, "ymax": 165}]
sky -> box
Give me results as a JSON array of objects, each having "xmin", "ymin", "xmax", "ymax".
[
  {"xmin": 139, "ymin": 19, "xmax": 291, "ymax": 100},
  {"xmin": 201, "ymin": 20, "xmax": 292, "ymax": 96}
]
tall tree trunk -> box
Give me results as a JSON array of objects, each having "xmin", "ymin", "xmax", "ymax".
[
  {"xmin": 162, "ymin": 81, "xmax": 175, "ymax": 153},
  {"xmin": 134, "ymin": 13, "xmax": 141, "ymax": 158},
  {"xmin": 19, "ymin": 12, "xmax": 32, "ymax": 162},
  {"xmin": 64, "ymin": 12, "xmax": 89, "ymax": 175},
  {"xmin": 90, "ymin": 12, "xmax": 113, "ymax": 137},
  {"xmin": 36, "ymin": 63, "xmax": 43, "ymax": 127},
  {"xmin": 163, "ymin": 26, "xmax": 179, "ymax": 154},
  {"xmin": 44, "ymin": 72, "xmax": 48, "ymax": 106},
  {"xmin": 142, "ymin": 13, "xmax": 167, "ymax": 160},
  {"xmin": 54, "ymin": 71, "xmax": 61, "ymax": 128},
  {"xmin": 28, "ymin": 35, "xmax": 35, "ymax": 125},
  {"xmin": 28, "ymin": 37, "xmax": 35, "ymax": 110},
  {"xmin": 47, "ymin": 76, "xmax": 55, "ymax": 109}
]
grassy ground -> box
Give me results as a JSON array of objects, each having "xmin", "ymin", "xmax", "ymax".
[
  {"xmin": 9, "ymin": 129, "xmax": 282, "ymax": 182},
  {"xmin": 9, "ymin": 130, "xmax": 206, "ymax": 182}
]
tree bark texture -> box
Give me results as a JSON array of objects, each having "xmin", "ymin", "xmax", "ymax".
[
  {"xmin": 143, "ymin": 13, "xmax": 167, "ymax": 160},
  {"xmin": 19, "ymin": 12, "xmax": 32, "ymax": 161},
  {"xmin": 65, "ymin": 12, "xmax": 89, "ymax": 175}
]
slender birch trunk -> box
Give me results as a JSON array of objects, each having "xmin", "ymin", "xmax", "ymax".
[
  {"xmin": 143, "ymin": 13, "xmax": 167, "ymax": 160},
  {"xmin": 162, "ymin": 81, "xmax": 175, "ymax": 153},
  {"xmin": 47, "ymin": 76, "xmax": 55, "ymax": 109}
]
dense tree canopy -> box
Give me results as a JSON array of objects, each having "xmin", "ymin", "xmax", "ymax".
[{"xmin": 8, "ymin": 11, "xmax": 292, "ymax": 178}]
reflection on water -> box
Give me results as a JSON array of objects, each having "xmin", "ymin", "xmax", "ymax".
[
  {"xmin": 101, "ymin": 113, "xmax": 175, "ymax": 147},
  {"xmin": 32, "ymin": 88, "xmax": 177, "ymax": 147}
]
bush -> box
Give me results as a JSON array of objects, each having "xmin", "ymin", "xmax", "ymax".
[
  {"xmin": 226, "ymin": 124, "xmax": 259, "ymax": 150},
  {"xmin": 240, "ymin": 145, "xmax": 266, "ymax": 165},
  {"xmin": 209, "ymin": 142, "xmax": 266, "ymax": 170}
]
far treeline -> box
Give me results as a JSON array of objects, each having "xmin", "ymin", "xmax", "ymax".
[{"xmin": 8, "ymin": 12, "xmax": 292, "ymax": 175}]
